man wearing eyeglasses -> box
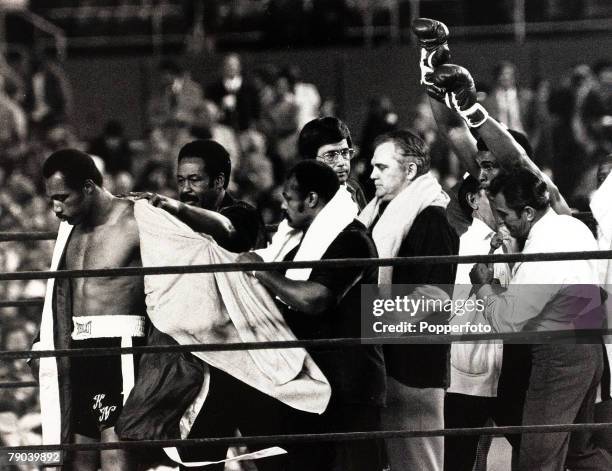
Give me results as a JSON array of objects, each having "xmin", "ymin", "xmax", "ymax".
[{"xmin": 299, "ymin": 116, "xmax": 368, "ymax": 210}]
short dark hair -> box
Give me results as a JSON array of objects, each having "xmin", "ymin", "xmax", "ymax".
[
  {"xmin": 476, "ymin": 129, "xmax": 533, "ymax": 160},
  {"xmin": 458, "ymin": 174, "xmax": 481, "ymax": 220},
  {"xmin": 488, "ymin": 167, "xmax": 549, "ymax": 213},
  {"xmin": 178, "ymin": 139, "xmax": 231, "ymax": 189},
  {"xmin": 287, "ymin": 160, "xmax": 339, "ymax": 204},
  {"xmin": 298, "ymin": 117, "xmax": 352, "ymax": 159},
  {"xmin": 374, "ymin": 129, "xmax": 431, "ymax": 176},
  {"xmin": 42, "ymin": 149, "xmax": 103, "ymax": 190}
]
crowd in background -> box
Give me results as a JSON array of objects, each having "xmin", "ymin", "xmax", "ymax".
[{"xmin": 0, "ymin": 47, "xmax": 610, "ymax": 460}]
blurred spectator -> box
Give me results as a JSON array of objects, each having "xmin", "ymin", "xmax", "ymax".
[
  {"xmin": 252, "ymin": 64, "xmax": 280, "ymax": 112},
  {"xmin": 483, "ymin": 61, "xmax": 534, "ymax": 135},
  {"xmin": 549, "ymin": 63, "xmax": 598, "ymax": 206},
  {"xmin": 284, "ymin": 64, "xmax": 321, "ymax": 129},
  {"xmin": 235, "ymin": 130, "xmax": 282, "ymax": 224},
  {"xmin": 259, "ymin": 69, "xmax": 300, "ymax": 169},
  {"xmin": 0, "ymin": 74, "xmax": 28, "ymax": 163},
  {"xmin": 320, "ymin": 96, "xmax": 338, "ymax": 117},
  {"xmin": 411, "ymin": 94, "xmax": 460, "ymax": 189},
  {"xmin": 24, "ymin": 50, "xmax": 73, "ymax": 137},
  {"xmin": 88, "ymin": 120, "xmax": 133, "ymax": 176},
  {"xmin": 530, "ymin": 77, "xmax": 555, "ymax": 173},
  {"xmin": 112, "ymin": 171, "xmax": 136, "ymax": 196},
  {"xmin": 582, "ymin": 59, "xmax": 612, "ymax": 156},
  {"xmin": 133, "ymin": 160, "xmax": 176, "ymax": 198},
  {"xmin": 192, "ymin": 99, "xmax": 241, "ymax": 168},
  {"xmin": 18, "ymin": 120, "xmax": 81, "ymax": 185},
  {"xmin": 148, "ymin": 59, "xmax": 205, "ymax": 129},
  {"xmin": 0, "ymin": 52, "xmax": 26, "ymax": 105},
  {"xmin": 359, "ymin": 95, "xmax": 399, "ymax": 198},
  {"xmin": 205, "ymin": 53, "xmax": 260, "ymax": 131}
]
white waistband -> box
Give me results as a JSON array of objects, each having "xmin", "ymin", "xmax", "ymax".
[{"xmin": 71, "ymin": 315, "xmax": 146, "ymax": 340}]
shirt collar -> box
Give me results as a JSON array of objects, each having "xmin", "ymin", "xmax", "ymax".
[
  {"xmin": 469, "ymin": 218, "xmax": 496, "ymax": 241},
  {"xmin": 524, "ymin": 207, "xmax": 555, "ymax": 248}
]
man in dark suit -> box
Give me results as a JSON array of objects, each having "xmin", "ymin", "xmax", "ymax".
[{"xmin": 205, "ymin": 53, "xmax": 259, "ymax": 132}]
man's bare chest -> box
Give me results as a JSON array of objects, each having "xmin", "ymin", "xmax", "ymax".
[{"xmin": 65, "ymin": 225, "xmax": 136, "ymax": 270}]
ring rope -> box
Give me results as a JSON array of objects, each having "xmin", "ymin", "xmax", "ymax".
[
  {"xmin": 0, "ymin": 381, "xmax": 37, "ymax": 389},
  {"xmin": 3, "ymin": 329, "xmax": 610, "ymax": 362},
  {"xmin": 1, "ymin": 250, "xmax": 612, "ymax": 282},
  {"xmin": 0, "ymin": 298, "xmax": 44, "ymax": 308},
  {"xmin": 0, "ymin": 222, "xmax": 606, "ymax": 453},
  {"xmin": 1, "ymin": 329, "xmax": 606, "ymax": 390},
  {"xmin": 1, "ymin": 423, "xmax": 611, "ymax": 454},
  {"xmin": 0, "ymin": 231, "xmax": 57, "ymax": 242}
]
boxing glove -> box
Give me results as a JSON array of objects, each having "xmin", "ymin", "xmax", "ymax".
[
  {"xmin": 412, "ymin": 18, "xmax": 450, "ymax": 95},
  {"xmin": 431, "ymin": 64, "xmax": 489, "ymax": 128}
]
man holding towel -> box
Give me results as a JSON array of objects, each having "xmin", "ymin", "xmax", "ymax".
[
  {"xmin": 358, "ymin": 130, "xmax": 459, "ymax": 471},
  {"xmin": 121, "ymin": 139, "xmax": 275, "ymax": 470},
  {"xmin": 238, "ymin": 160, "xmax": 386, "ymax": 471},
  {"xmin": 35, "ymin": 149, "xmax": 145, "ymax": 470}
]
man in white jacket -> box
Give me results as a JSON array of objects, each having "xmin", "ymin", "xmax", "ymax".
[
  {"xmin": 472, "ymin": 167, "xmax": 611, "ymax": 470},
  {"xmin": 445, "ymin": 174, "xmax": 511, "ymax": 470}
]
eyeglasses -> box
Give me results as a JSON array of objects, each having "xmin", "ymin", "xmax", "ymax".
[{"xmin": 317, "ymin": 148, "xmax": 355, "ymax": 165}]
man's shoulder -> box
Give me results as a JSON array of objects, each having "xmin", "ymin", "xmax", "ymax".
[
  {"xmin": 325, "ymin": 220, "xmax": 377, "ymax": 258},
  {"xmin": 115, "ymin": 197, "xmax": 136, "ymax": 219},
  {"xmin": 220, "ymin": 195, "xmax": 259, "ymax": 217},
  {"xmin": 400, "ymin": 205, "xmax": 458, "ymax": 255},
  {"xmin": 336, "ymin": 219, "xmax": 369, "ymax": 238},
  {"xmin": 413, "ymin": 205, "xmax": 453, "ymax": 227},
  {"xmin": 111, "ymin": 198, "xmax": 140, "ymax": 237},
  {"xmin": 541, "ymin": 212, "xmax": 597, "ymax": 249}
]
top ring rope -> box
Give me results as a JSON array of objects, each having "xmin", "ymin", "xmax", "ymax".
[
  {"xmin": 1, "ymin": 250, "xmax": 612, "ymax": 281},
  {"xmin": 0, "ymin": 231, "xmax": 57, "ymax": 242}
]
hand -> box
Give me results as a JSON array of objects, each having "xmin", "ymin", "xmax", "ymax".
[
  {"xmin": 469, "ymin": 263, "xmax": 494, "ymax": 286},
  {"xmin": 490, "ymin": 230, "xmax": 509, "ymax": 252},
  {"xmin": 412, "ymin": 18, "xmax": 450, "ymax": 99},
  {"xmin": 127, "ymin": 192, "xmax": 181, "ymax": 216},
  {"xmin": 236, "ymin": 252, "xmax": 264, "ymax": 277},
  {"xmin": 431, "ymin": 64, "xmax": 489, "ymax": 127}
]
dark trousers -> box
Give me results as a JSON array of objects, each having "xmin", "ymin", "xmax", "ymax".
[
  {"xmin": 180, "ymin": 366, "xmax": 384, "ymax": 471},
  {"xmin": 324, "ymin": 401, "xmax": 385, "ymax": 471},
  {"xmin": 519, "ymin": 343, "xmax": 612, "ymax": 471},
  {"xmin": 279, "ymin": 397, "xmax": 385, "ymax": 471},
  {"xmin": 179, "ymin": 366, "xmax": 286, "ymax": 471},
  {"xmin": 444, "ymin": 344, "xmax": 531, "ymax": 471}
]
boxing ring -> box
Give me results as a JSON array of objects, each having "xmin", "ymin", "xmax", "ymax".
[{"xmin": 1, "ymin": 228, "xmax": 612, "ymax": 461}]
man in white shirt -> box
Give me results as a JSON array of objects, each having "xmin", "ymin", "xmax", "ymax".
[
  {"xmin": 472, "ymin": 167, "xmax": 611, "ymax": 470},
  {"xmin": 589, "ymin": 154, "xmax": 612, "ymax": 453},
  {"xmin": 445, "ymin": 174, "xmax": 512, "ymax": 470}
]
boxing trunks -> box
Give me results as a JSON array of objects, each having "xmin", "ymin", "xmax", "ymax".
[{"xmin": 69, "ymin": 315, "xmax": 146, "ymax": 438}]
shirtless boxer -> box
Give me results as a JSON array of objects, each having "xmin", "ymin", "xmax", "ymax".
[{"xmin": 41, "ymin": 149, "xmax": 145, "ymax": 471}]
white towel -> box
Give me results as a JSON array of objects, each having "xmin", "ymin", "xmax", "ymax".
[
  {"xmin": 358, "ymin": 172, "xmax": 450, "ymax": 284},
  {"xmin": 255, "ymin": 185, "xmax": 358, "ymax": 281},
  {"xmin": 134, "ymin": 201, "xmax": 331, "ymax": 414},
  {"xmin": 36, "ymin": 221, "xmax": 73, "ymax": 445}
]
